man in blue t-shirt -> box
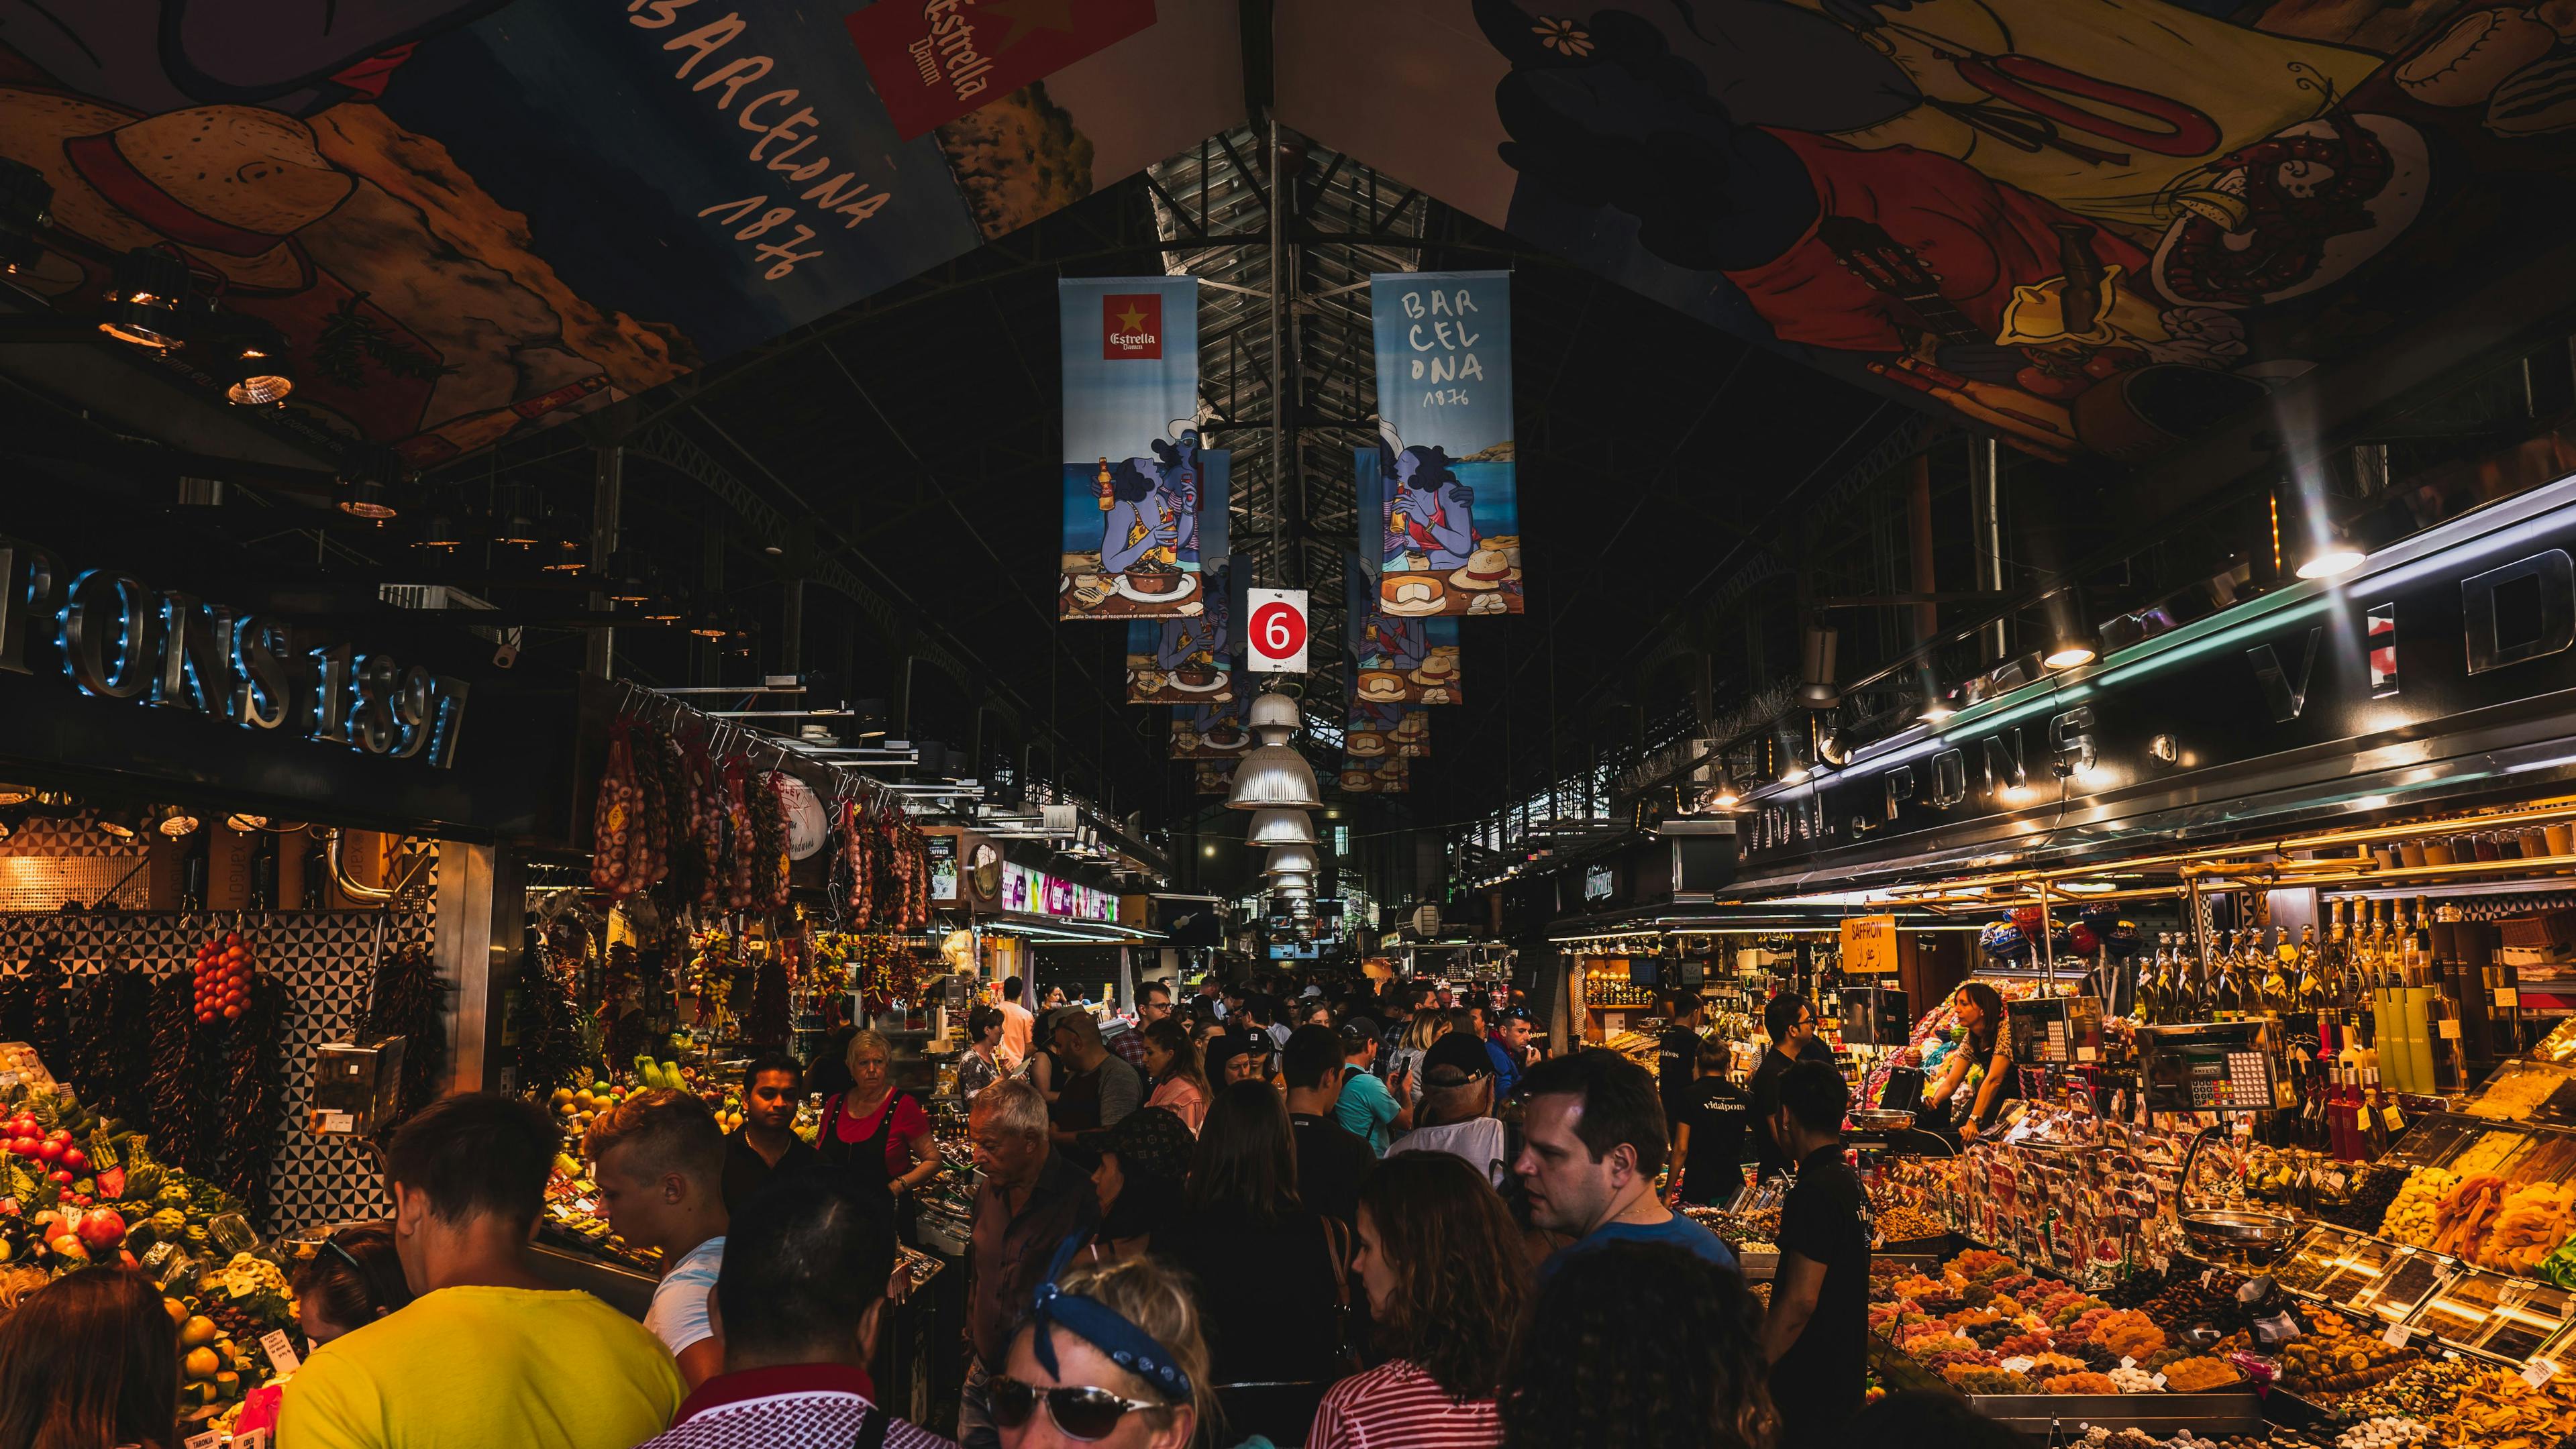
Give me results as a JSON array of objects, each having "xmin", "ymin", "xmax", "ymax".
[
  {"xmin": 1514, "ymin": 1048, "xmax": 1739, "ymax": 1281},
  {"xmin": 1333, "ymin": 1018, "xmax": 1410, "ymax": 1153}
]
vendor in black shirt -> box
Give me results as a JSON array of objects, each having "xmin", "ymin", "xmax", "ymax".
[
  {"xmin": 721, "ymin": 1053, "xmax": 824, "ymax": 1214},
  {"xmin": 1654, "ymin": 994, "xmax": 1706, "ymax": 1134},
  {"xmin": 1664, "ymin": 1036, "xmax": 1751, "ymax": 1207},
  {"xmin": 1763, "ymin": 1059, "xmax": 1870, "ymax": 1448},
  {"xmin": 1747, "ymin": 993, "xmax": 1820, "ymax": 1181}
]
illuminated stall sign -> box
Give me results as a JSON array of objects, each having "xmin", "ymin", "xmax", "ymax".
[
  {"xmin": 1739, "ymin": 483, "xmax": 2576, "ymax": 871},
  {"xmin": 998, "ymin": 861, "xmax": 1119, "ymax": 922},
  {"xmin": 0, "ymin": 539, "xmax": 470, "ymax": 769}
]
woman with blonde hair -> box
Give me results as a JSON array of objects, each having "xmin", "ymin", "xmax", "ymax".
[
  {"xmin": 1388, "ymin": 1008, "xmax": 1450, "ymax": 1109},
  {"xmin": 817, "ymin": 1028, "xmax": 941, "ymax": 1226},
  {"xmin": 997, "ymin": 1246, "xmax": 1216, "ymax": 1449}
]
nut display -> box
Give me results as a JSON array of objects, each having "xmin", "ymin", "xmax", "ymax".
[
  {"xmin": 2380, "ymin": 1167, "xmax": 2459, "ymax": 1247},
  {"xmin": 2334, "ymin": 1419, "xmax": 2430, "ymax": 1448}
]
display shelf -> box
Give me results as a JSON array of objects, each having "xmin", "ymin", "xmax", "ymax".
[{"xmin": 2467, "ymin": 1059, "xmax": 2576, "ymax": 1123}]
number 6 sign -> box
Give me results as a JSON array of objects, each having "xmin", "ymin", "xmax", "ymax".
[{"xmin": 1245, "ymin": 588, "xmax": 1309, "ymax": 674}]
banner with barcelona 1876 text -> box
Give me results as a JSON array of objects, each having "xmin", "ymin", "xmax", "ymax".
[
  {"xmin": 1364, "ymin": 270, "xmax": 1520, "ymax": 616},
  {"xmin": 1062, "ymin": 277, "xmax": 1204, "ymax": 619}
]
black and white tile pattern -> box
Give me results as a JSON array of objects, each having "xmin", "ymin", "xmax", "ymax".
[{"xmin": 0, "ymin": 908, "xmax": 426, "ymax": 1232}]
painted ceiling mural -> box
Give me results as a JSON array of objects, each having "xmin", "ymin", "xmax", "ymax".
[
  {"xmin": 1276, "ymin": 0, "xmax": 2576, "ymax": 462},
  {"xmin": 0, "ymin": 0, "xmax": 1240, "ymax": 464}
]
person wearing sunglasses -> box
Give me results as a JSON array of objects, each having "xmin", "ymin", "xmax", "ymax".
[{"xmin": 995, "ymin": 1243, "xmax": 1210, "ymax": 1449}]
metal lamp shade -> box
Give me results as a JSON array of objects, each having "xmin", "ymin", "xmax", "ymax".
[
  {"xmin": 1247, "ymin": 691, "xmax": 1302, "ymax": 747},
  {"xmin": 1265, "ymin": 843, "xmax": 1319, "ymax": 874},
  {"xmin": 1227, "ymin": 743, "xmax": 1322, "ymax": 810},
  {"xmin": 1247, "ymin": 808, "xmax": 1315, "ymax": 846},
  {"xmin": 1267, "ymin": 871, "xmax": 1314, "ymax": 892},
  {"xmin": 1273, "ymin": 883, "xmax": 1313, "ymax": 900}
]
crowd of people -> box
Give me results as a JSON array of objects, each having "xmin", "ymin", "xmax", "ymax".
[{"xmin": 0, "ymin": 970, "xmax": 2037, "ymax": 1449}]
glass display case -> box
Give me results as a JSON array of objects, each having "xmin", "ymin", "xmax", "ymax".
[
  {"xmin": 2503, "ymin": 1125, "xmax": 2576, "ymax": 1186},
  {"xmin": 2442, "ymin": 1124, "xmax": 2537, "ymax": 1180},
  {"xmin": 2271, "ymin": 1226, "xmax": 2382, "ymax": 1303},
  {"xmin": 2471, "ymin": 1279, "xmax": 2576, "ymax": 1363},
  {"xmin": 2385, "ymin": 1113, "xmax": 2487, "ymax": 1168},
  {"xmin": 2415, "ymin": 1266, "xmax": 2520, "ymax": 1353},
  {"xmin": 2467, "ymin": 1060, "xmax": 2576, "ymax": 1123}
]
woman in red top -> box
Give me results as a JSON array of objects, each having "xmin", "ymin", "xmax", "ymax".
[
  {"xmin": 1308, "ymin": 1152, "xmax": 1528, "ymax": 1449},
  {"xmin": 819, "ymin": 1029, "xmax": 941, "ymax": 1215}
]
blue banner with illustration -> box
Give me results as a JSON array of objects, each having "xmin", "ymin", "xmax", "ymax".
[
  {"xmin": 1345, "ymin": 564, "xmax": 1461, "ymax": 704},
  {"xmin": 1061, "ymin": 276, "xmax": 1204, "ymax": 618},
  {"xmin": 1173, "ymin": 691, "xmax": 1251, "ymax": 760},
  {"xmin": 1365, "ymin": 270, "xmax": 1520, "ymax": 616},
  {"xmin": 1129, "ymin": 559, "xmax": 1238, "ymax": 704}
]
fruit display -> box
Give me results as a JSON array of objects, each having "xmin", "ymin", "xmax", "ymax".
[
  {"xmin": 2379, "ymin": 1167, "xmax": 2459, "ymax": 1246},
  {"xmin": 2155, "ymin": 1355, "xmax": 2244, "ymax": 1393},
  {"xmin": 2425, "ymin": 1365, "xmax": 2576, "ymax": 1447},
  {"xmin": 2434, "ymin": 1174, "xmax": 2512, "ymax": 1259},
  {"xmin": 1874, "ymin": 1203, "xmax": 1946, "ymax": 1244},
  {"xmin": 2276, "ymin": 1312, "xmax": 2420, "ymax": 1399},
  {"xmin": 2477, "ymin": 1180, "xmax": 2576, "ymax": 1275},
  {"xmin": 2335, "ymin": 1418, "xmax": 2432, "ymax": 1448},
  {"xmin": 2041, "ymin": 1371, "xmax": 2120, "ymax": 1394},
  {"xmin": 2336, "ymin": 1356, "xmax": 2490, "ymax": 1421}
]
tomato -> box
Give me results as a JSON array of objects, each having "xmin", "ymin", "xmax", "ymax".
[{"xmin": 220, "ymin": 1004, "xmax": 242, "ymax": 1021}]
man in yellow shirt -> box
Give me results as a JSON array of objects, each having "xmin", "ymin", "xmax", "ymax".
[{"xmin": 280, "ymin": 1094, "xmax": 683, "ymax": 1449}]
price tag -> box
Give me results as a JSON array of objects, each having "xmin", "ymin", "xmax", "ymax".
[
  {"xmin": 2497, "ymin": 988, "xmax": 2520, "ymax": 1008},
  {"xmin": 2325, "ymin": 1171, "xmax": 2350, "ymax": 1192},
  {"xmin": 2382, "ymin": 1321, "xmax": 2413, "ymax": 1348},
  {"xmin": 260, "ymin": 1328, "xmax": 301, "ymax": 1375},
  {"xmin": 183, "ymin": 1432, "xmax": 222, "ymax": 1449},
  {"xmin": 2439, "ymin": 1018, "xmax": 2463, "ymax": 1040},
  {"xmin": 2151, "ymin": 1372, "xmax": 2168, "ymax": 1390},
  {"xmin": 236, "ymin": 1432, "xmax": 272, "ymax": 1449},
  {"xmin": 2077, "ymin": 1045, "xmax": 2098, "ymax": 1063},
  {"xmin": 2525, "ymin": 1358, "xmax": 2559, "ymax": 1389},
  {"xmin": 2001, "ymin": 1356, "xmax": 2038, "ymax": 1373},
  {"xmin": 318, "ymin": 1110, "xmax": 355, "ymax": 1134},
  {"xmin": 2120, "ymin": 1356, "xmax": 2138, "ymax": 1371},
  {"xmin": 2382, "ymin": 1106, "xmax": 2405, "ymax": 1131}
]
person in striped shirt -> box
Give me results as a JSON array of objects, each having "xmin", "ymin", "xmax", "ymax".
[{"xmin": 1308, "ymin": 1153, "xmax": 1529, "ymax": 1449}]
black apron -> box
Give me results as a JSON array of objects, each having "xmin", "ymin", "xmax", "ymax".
[{"xmin": 821, "ymin": 1089, "xmax": 916, "ymax": 1237}]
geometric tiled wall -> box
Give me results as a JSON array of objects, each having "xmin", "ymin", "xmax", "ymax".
[{"xmin": 0, "ymin": 908, "xmax": 429, "ymax": 1232}]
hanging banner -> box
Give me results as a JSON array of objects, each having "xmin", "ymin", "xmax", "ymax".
[
  {"xmin": 1364, "ymin": 270, "xmax": 1521, "ymax": 615},
  {"xmin": 1194, "ymin": 761, "xmax": 1236, "ymax": 794},
  {"xmin": 1338, "ymin": 761, "xmax": 1379, "ymax": 794},
  {"xmin": 1345, "ymin": 694, "xmax": 1402, "ymax": 762},
  {"xmin": 1347, "ymin": 566, "xmax": 1462, "ymax": 704},
  {"xmin": 1374, "ymin": 755, "xmax": 1412, "ymax": 792},
  {"xmin": 1061, "ymin": 276, "xmax": 1204, "ymax": 618},
  {"xmin": 1128, "ymin": 561, "xmax": 1236, "ymax": 703},
  {"xmin": 1392, "ymin": 707, "xmax": 1431, "ymax": 758},
  {"xmin": 1172, "ymin": 693, "xmax": 1251, "ymax": 759},
  {"xmin": 844, "ymin": 0, "xmax": 1161, "ymax": 141}
]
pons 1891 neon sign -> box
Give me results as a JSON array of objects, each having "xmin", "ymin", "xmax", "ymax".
[{"xmin": 0, "ymin": 539, "xmax": 469, "ymax": 769}]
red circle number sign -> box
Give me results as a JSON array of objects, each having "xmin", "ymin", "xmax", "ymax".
[{"xmin": 1251, "ymin": 600, "xmax": 1306, "ymax": 662}]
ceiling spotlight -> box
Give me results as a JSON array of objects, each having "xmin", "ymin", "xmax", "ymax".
[
  {"xmin": 95, "ymin": 806, "xmax": 142, "ymax": 840},
  {"xmin": 98, "ymin": 248, "xmax": 193, "ymax": 350},
  {"xmin": 643, "ymin": 600, "xmax": 684, "ymax": 623},
  {"xmin": 2043, "ymin": 633, "xmax": 2098, "ymax": 670},
  {"xmin": 688, "ymin": 614, "xmax": 728, "ymax": 639},
  {"xmin": 338, "ymin": 475, "xmax": 398, "ymax": 521},
  {"xmin": 224, "ymin": 812, "xmax": 270, "ymax": 832},
  {"xmin": 154, "ymin": 804, "xmax": 201, "ymax": 838},
  {"xmin": 214, "ymin": 319, "xmax": 293, "ymax": 407},
  {"xmin": 415, "ymin": 513, "xmax": 464, "ymax": 552},
  {"xmin": 2296, "ymin": 528, "xmax": 2366, "ymax": 581},
  {"xmin": 495, "ymin": 484, "xmax": 542, "ymax": 547},
  {"xmin": 544, "ymin": 517, "xmax": 587, "ymax": 572},
  {"xmin": 1706, "ymin": 777, "xmax": 1741, "ymax": 810},
  {"xmin": 0, "ymin": 784, "xmax": 30, "ymax": 807},
  {"xmin": 1778, "ymin": 763, "xmax": 1810, "ymax": 786},
  {"xmin": 1797, "ymin": 623, "xmax": 1840, "ymax": 708}
]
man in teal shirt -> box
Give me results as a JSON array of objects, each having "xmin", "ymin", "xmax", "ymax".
[{"xmin": 1334, "ymin": 1018, "xmax": 1410, "ymax": 1154}]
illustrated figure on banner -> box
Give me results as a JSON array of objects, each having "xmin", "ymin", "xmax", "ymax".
[
  {"xmin": 1379, "ymin": 425, "xmax": 1476, "ymax": 571},
  {"xmin": 1100, "ymin": 425, "xmax": 1204, "ymax": 574}
]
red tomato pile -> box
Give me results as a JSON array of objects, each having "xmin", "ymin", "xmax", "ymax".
[
  {"xmin": 1, "ymin": 1115, "xmax": 83, "ymax": 1184},
  {"xmin": 193, "ymin": 932, "xmax": 254, "ymax": 1026}
]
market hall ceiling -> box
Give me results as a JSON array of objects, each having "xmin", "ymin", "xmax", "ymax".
[{"xmin": 7, "ymin": 1, "xmax": 2574, "ymax": 474}]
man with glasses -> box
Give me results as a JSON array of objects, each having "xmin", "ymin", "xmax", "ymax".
[
  {"xmin": 1749, "ymin": 993, "xmax": 1820, "ymax": 1181},
  {"xmin": 962, "ymin": 1079, "xmax": 1098, "ymax": 1449},
  {"xmin": 631, "ymin": 1169, "xmax": 949, "ymax": 1449}
]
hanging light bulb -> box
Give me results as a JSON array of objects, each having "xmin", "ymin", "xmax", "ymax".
[
  {"xmin": 98, "ymin": 248, "xmax": 193, "ymax": 350},
  {"xmin": 1247, "ymin": 808, "xmax": 1316, "ymax": 846},
  {"xmin": 1265, "ymin": 843, "xmax": 1319, "ymax": 874},
  {"xmin": 154, "ymin": 804, "xmax": 201, "ymax": 838}
]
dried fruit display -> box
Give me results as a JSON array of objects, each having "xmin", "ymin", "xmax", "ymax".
[
  {"xmin": 2156, "ymin": 1355, "xmax": 2243, "ymax": 1393},
  {"xmin": 2478, "ymin": 1180, "xmax": 2576, "ymax": 1276},
  {"xmin": 2434, "ymin": 1174, "xmax": 2511, "ymax": 1260},
  {"xmin": 2425, "ymin": 1366, "xmax": 2576, "ymax": 1447},
  {"xmin": 2381, "ymin": 1167, "xmax": 2459, "ymax": 1247},
  {"xmin": 2040, "ymin": 1371, "xmax": 2119, "ymax": 1395}
]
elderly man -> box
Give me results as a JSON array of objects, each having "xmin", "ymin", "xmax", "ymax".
[{"xmin": 960, "ymin": 1079, "xmax": 1098, "ymax": 1449}]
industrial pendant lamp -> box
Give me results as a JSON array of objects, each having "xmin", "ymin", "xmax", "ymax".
[
  {"xmin": 2043, "ymin": 587, "xmax": 2096, "ymax": 670},
  {"xmin": 1268, "ymin": 870, "xmax": 1314, "ymax": 892},
  {"xmin": 1228, "ymin": 692, "xmax": 1321, "ymax": 811},
  {"xmin": 1274, "ymin": 883, "xmax": 1314, "ymax": 900},
  {"xmin": 98, "ymin": 248, "xmax": 193, "ymax": 350},
  {"xmin": 1265, "ymin": 842, "xmax": 1319, "ymax": 875},
  {"xmin": 2296, "ymin": 522, "xmax": 2366, "ymax": 581},
  {"xmin": 1247, "ymin": 808, "xmax": 1315, "ymax": 846}
]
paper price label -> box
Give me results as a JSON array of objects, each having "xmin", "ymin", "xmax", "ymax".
[
  {"xmin": 236, "ymin": 1432, "xmax": 272, "ymax": 1449},
  {"xmin": 318, "ymin": 1110, "xmax": 355, "ymax": 1134},
  {"xmin": 2497, "ymin": 988, "xmax": 2520, "ymax": 1008},
  {"xmin": 2439, "ymin": 1018, "xmax": 2463, "ymax": 1039},
  {"xmin": 2120, "ymin": 1356, "xmax": 2137, "ymax": 1371},
  {"xmin": 184, "ymin": 1432, "xmax": 222, "ymax": 1449},
  {"xmin": 2382, "ymin": 1106, "xmax": 2405, "ymax": 1131},
  {"xmin": 2382, "ymin": 1322, "xmax": 2413, "ymax": 1348},
  {"xmin": 261, "ymin": 1328, "xmax": 301, "ymax": 1375},
  {"xmin": 2151, "ymin": 1372, "xmax": 2168, "ymax": 1389},
  {"xmin": 2524, "ymin": 1359, "xmax": 2559, "ymax": 1389},
  {"xmin": 2077, "ymin": 1045, "xmax": 2098, "ymax": 1063},
  {"xmin": 2000, "ymin": 1356, "xmax": 2038, "ymax": 1373}
]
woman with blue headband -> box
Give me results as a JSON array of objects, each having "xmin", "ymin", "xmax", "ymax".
[{"xmin": 996, "ymin": 1239, "xmax": 1213, "ymax": 1449}]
